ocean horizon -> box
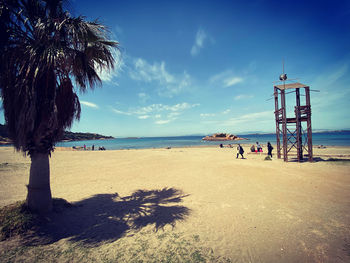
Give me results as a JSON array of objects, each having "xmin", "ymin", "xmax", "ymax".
[{"xmin": 54, "ymin": 131, "xmax": 350, "ymax": 150}]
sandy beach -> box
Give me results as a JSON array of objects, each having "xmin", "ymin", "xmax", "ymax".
[{"xmin": 0, "ymin": 145, "xmax": 349, "ymax": 262}]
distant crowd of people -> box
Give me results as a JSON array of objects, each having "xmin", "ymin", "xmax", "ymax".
[
  {"xmin": 72, "ymin": 144, "xmax": 106, "ymax": 151},
  {"xmin": 220, "ymin": 141, "xmax": 274, "ymax": 159}
]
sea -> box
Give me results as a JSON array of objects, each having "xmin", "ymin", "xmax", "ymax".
[{"xmin": 55, "ymin": 131, "xmax": 350, "ymax": 150}]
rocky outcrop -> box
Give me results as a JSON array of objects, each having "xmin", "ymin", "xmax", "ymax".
[{"xmin": 202, "ymin": 133, "xmax": 246, "ymax": 141}]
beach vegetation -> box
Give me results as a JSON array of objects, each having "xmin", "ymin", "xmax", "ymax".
[
  {"xmin": 0, "ymin": 0, "xmax": 118, "ymax": 213},
  {"xmin": 0, "ymin": 201, "xmax": 39, "ymax": 241},
  {"xmin": 0, "ymin": 198, "xmax": 73, "ymax": 241}
]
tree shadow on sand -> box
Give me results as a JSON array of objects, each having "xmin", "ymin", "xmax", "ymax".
[{"xmin": 29, "ymin": 188, "xmax": 190, "ymax": 246}]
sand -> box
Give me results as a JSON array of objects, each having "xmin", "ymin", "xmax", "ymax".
[{"xmin": 0, "ymin": 145, "xmax": 349, "ymax": 262}]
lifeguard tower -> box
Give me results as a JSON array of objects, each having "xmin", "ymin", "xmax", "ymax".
[{"xmin": 274, "ymin": 74, "xmax": 313, "ymax": 162}]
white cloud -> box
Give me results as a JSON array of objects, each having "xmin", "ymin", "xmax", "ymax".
[
  {"xmin": 210, "ymin": 70, "xmax": 244, "ymax": 88},
  {"xmin": 111, "ymin": 102, "xmax": 199, "ymax": 125},
  {"xmin": 234, "ymin": 94, "xmax": 253, "ymax": 100},
  {"xmin": 129, "ymin": 58, "xmax": 191, "ymax": 97},
  {"xmin": 134, "ymin": 102, "xmax": 199, "ymax": 115},
  {"xmin": 155, "ymin": 119, "xmax": 171, "ymax": 125},
  {"xmin": 167, "ymin": 102, "xmax": 200, "ymax": 112},
  {"xmin": 111, "ymin": 108, "xmax": 132, "ymax": 115},
  {"xmin": 313, "ymin": 64, "xmax": 348, "ymax": 88},
  {"xmin": 80, "ymin": 101, "xmax": 99, "ymax": 109},
  {"xmin": 200, "ymin": 109, "xmax": 230, "ymax": 118},
  {"xmin": 200, "ymin": 113, "xmax": 216, "ymax": 118},
  {"xmin": 224, "ymin": 77, "xmax": 243, "ymax": 87},
  {"xmin": 138, "ymin": 92, "xmax": 150, "ymax": 103},
  {"xmin": 202, "ymin": 110, "xmax": 272, "ymax": 126},
  {"xmin": 310, "ymin": 64, "xmax": 349, "ymax": 114},
  {"xmin": 223, "ymin": 111, "xmax": 272, "ymax": 126},
  {"xmin": 168, "ymin": 112, "xmax": 181, "ymax": 118},
  {"xmin": 130, "ymin": 59, "xmax": 174, "ymax": 83},
  {"xmin": 191, "ymin": 29, "xmax": 207, "ymax": 56},
  {"xmin": 138, "ymin": 115, "xmax": 150, "ymax": 119}
]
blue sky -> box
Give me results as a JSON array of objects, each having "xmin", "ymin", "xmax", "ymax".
[{"xmin": 1, "ymin": 0, "xmax": 350, "ymax": 137}]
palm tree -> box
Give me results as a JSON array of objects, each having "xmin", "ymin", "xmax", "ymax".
[{"xmin": 0, "ymin": 0, "xmax": 118, "ymax": 213}]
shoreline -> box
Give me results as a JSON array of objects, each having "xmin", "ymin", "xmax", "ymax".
[
  {"xmin": 2, "ymin": 145, "xmax": 350, "ymax": 160},
  {"xmin": 2, "ymin": 143, "xmax": 350, "ymax": 151}
]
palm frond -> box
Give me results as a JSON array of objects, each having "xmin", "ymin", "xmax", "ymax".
[{"xmin": 0, "ymin": 0, "xmax": 118, "ymax": 155}]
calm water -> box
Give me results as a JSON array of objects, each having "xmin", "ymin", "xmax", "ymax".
[{"xmin": 55, "ymin": 131, "xmax": 350, "ymax": 150}]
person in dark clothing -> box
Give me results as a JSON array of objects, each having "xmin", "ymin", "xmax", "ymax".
[
  {"xmin": 267, "ymin": 142, "xmax": 273, "ymax": 158},
  {"xmin": 250, "ymin": 145, "xmax": 255, "ymax": 152},
  {"xmin": 236, "ymin": 144, "xmax": 244, "ymax": 159}
]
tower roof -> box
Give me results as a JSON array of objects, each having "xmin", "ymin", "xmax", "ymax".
[{"xmin": 274, "ymin": 82, "xmax": 309, "ymax": 90}]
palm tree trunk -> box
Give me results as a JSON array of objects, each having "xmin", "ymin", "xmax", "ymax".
[{"xmin": 26, "ymin": 153, "xmax": 52, "ymax": 213}]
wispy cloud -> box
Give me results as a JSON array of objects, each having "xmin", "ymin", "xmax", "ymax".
[
  {"xmin": 155, "ymin": 119, "xmax": 171, "ymax": 125},
  {"xmin": 129, "ymin": 58, "xmax": 191, "ymax": 97},
  {"xmin": 224, "ymin": 77, "xmax": 243, "ymax": 87},
  {"xmin": 138, "ymin": 115, "xmax": 150, "ymax": 119},
  {"xmin": 200, "ymin": 113, "xmax": 216, "ymax": 118},
  {"xmin": 138, "ymin": 92, "xmax": 150, "ymax": 103},
  {"xmin": 210, "ymin": 70, "xmax": 244, "ymax": 88},
  {"xmin": 134, "ymin": 102, "xmax": 199, "ymax": 116},
  {"xmin": 222, "ymin": 111, "xmax": 272, "ymax": 126},
  {"xmin": 312, "ymin": 64, "xmax": 348, "ymax": 89},
  {"xmin": 202, "ymin": 111, "xmax": 273, "ymax": 128},
  {"xmin": 310, "ymin": 63, "xmax": 349, "ymax": 112},
  {"xmin": 191, "ymin": 29, "xmax": 207, "ymax": 56},
  {"xmin": 80, "ymin": 101, "xmax": 99, "ymax": 109},
  {"xmin": 200, "ymin": 109, "xmax": 230, "ymax": 118},
  {"xmin": 111, "ymin": 108, "xmax": 132, "ymax": 115},
  {"xmin": 111, "ymin": 102, "xmax": 199, "ymax": 125},
  {"xmin": 234, "ymin": 94, "xmax": 254, "ymax": 100}
]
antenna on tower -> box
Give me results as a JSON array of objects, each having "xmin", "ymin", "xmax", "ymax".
[{"xmin": 279, "ymin": 59, "xmax": 287, "ymax": 82}]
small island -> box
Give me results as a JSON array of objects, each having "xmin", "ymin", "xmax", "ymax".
[{"xmin": 202, "ymin": 133, "xmax": 247, "ymax": 141}]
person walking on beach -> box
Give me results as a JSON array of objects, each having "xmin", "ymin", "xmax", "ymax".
[
  {"xmin": 236, "ymin": 144, "xmax": 244, "ymax": 159},
  {"xmin": 92, "ymin": 144, "xmax": 95, "ymax": 151},
  {"xmin": 267, "ymin": 142, "xmax": 273, "ymax": 158}
]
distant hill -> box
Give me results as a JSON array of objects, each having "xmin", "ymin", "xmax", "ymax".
[
  {"xmin": 0, "ymin": 124, "xmax": 113, "ymax": 144},
  {"xmin": 61, "ymin": 131, "xmax": 114, "ymax": 141}
]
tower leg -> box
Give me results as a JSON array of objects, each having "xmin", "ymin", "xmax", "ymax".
[
  {"xmin": 305, "ymin": 87, "xmax": 313, "ymax": 162},
  {"xmin": 274, "ymin": 87, "xmax": 281, "ymax": 159},
  {"xmin": 281, "ymin": 89, "xmax": 288, "ymax": 162},
  {"xmin": 295, "ymin": 88, "xmax": 303, "ymax": 161}
]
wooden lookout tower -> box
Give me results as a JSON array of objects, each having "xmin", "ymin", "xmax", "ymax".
[{"xmin": 274, "ymin": 79, "xmax": 313, "ymax": 162}]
